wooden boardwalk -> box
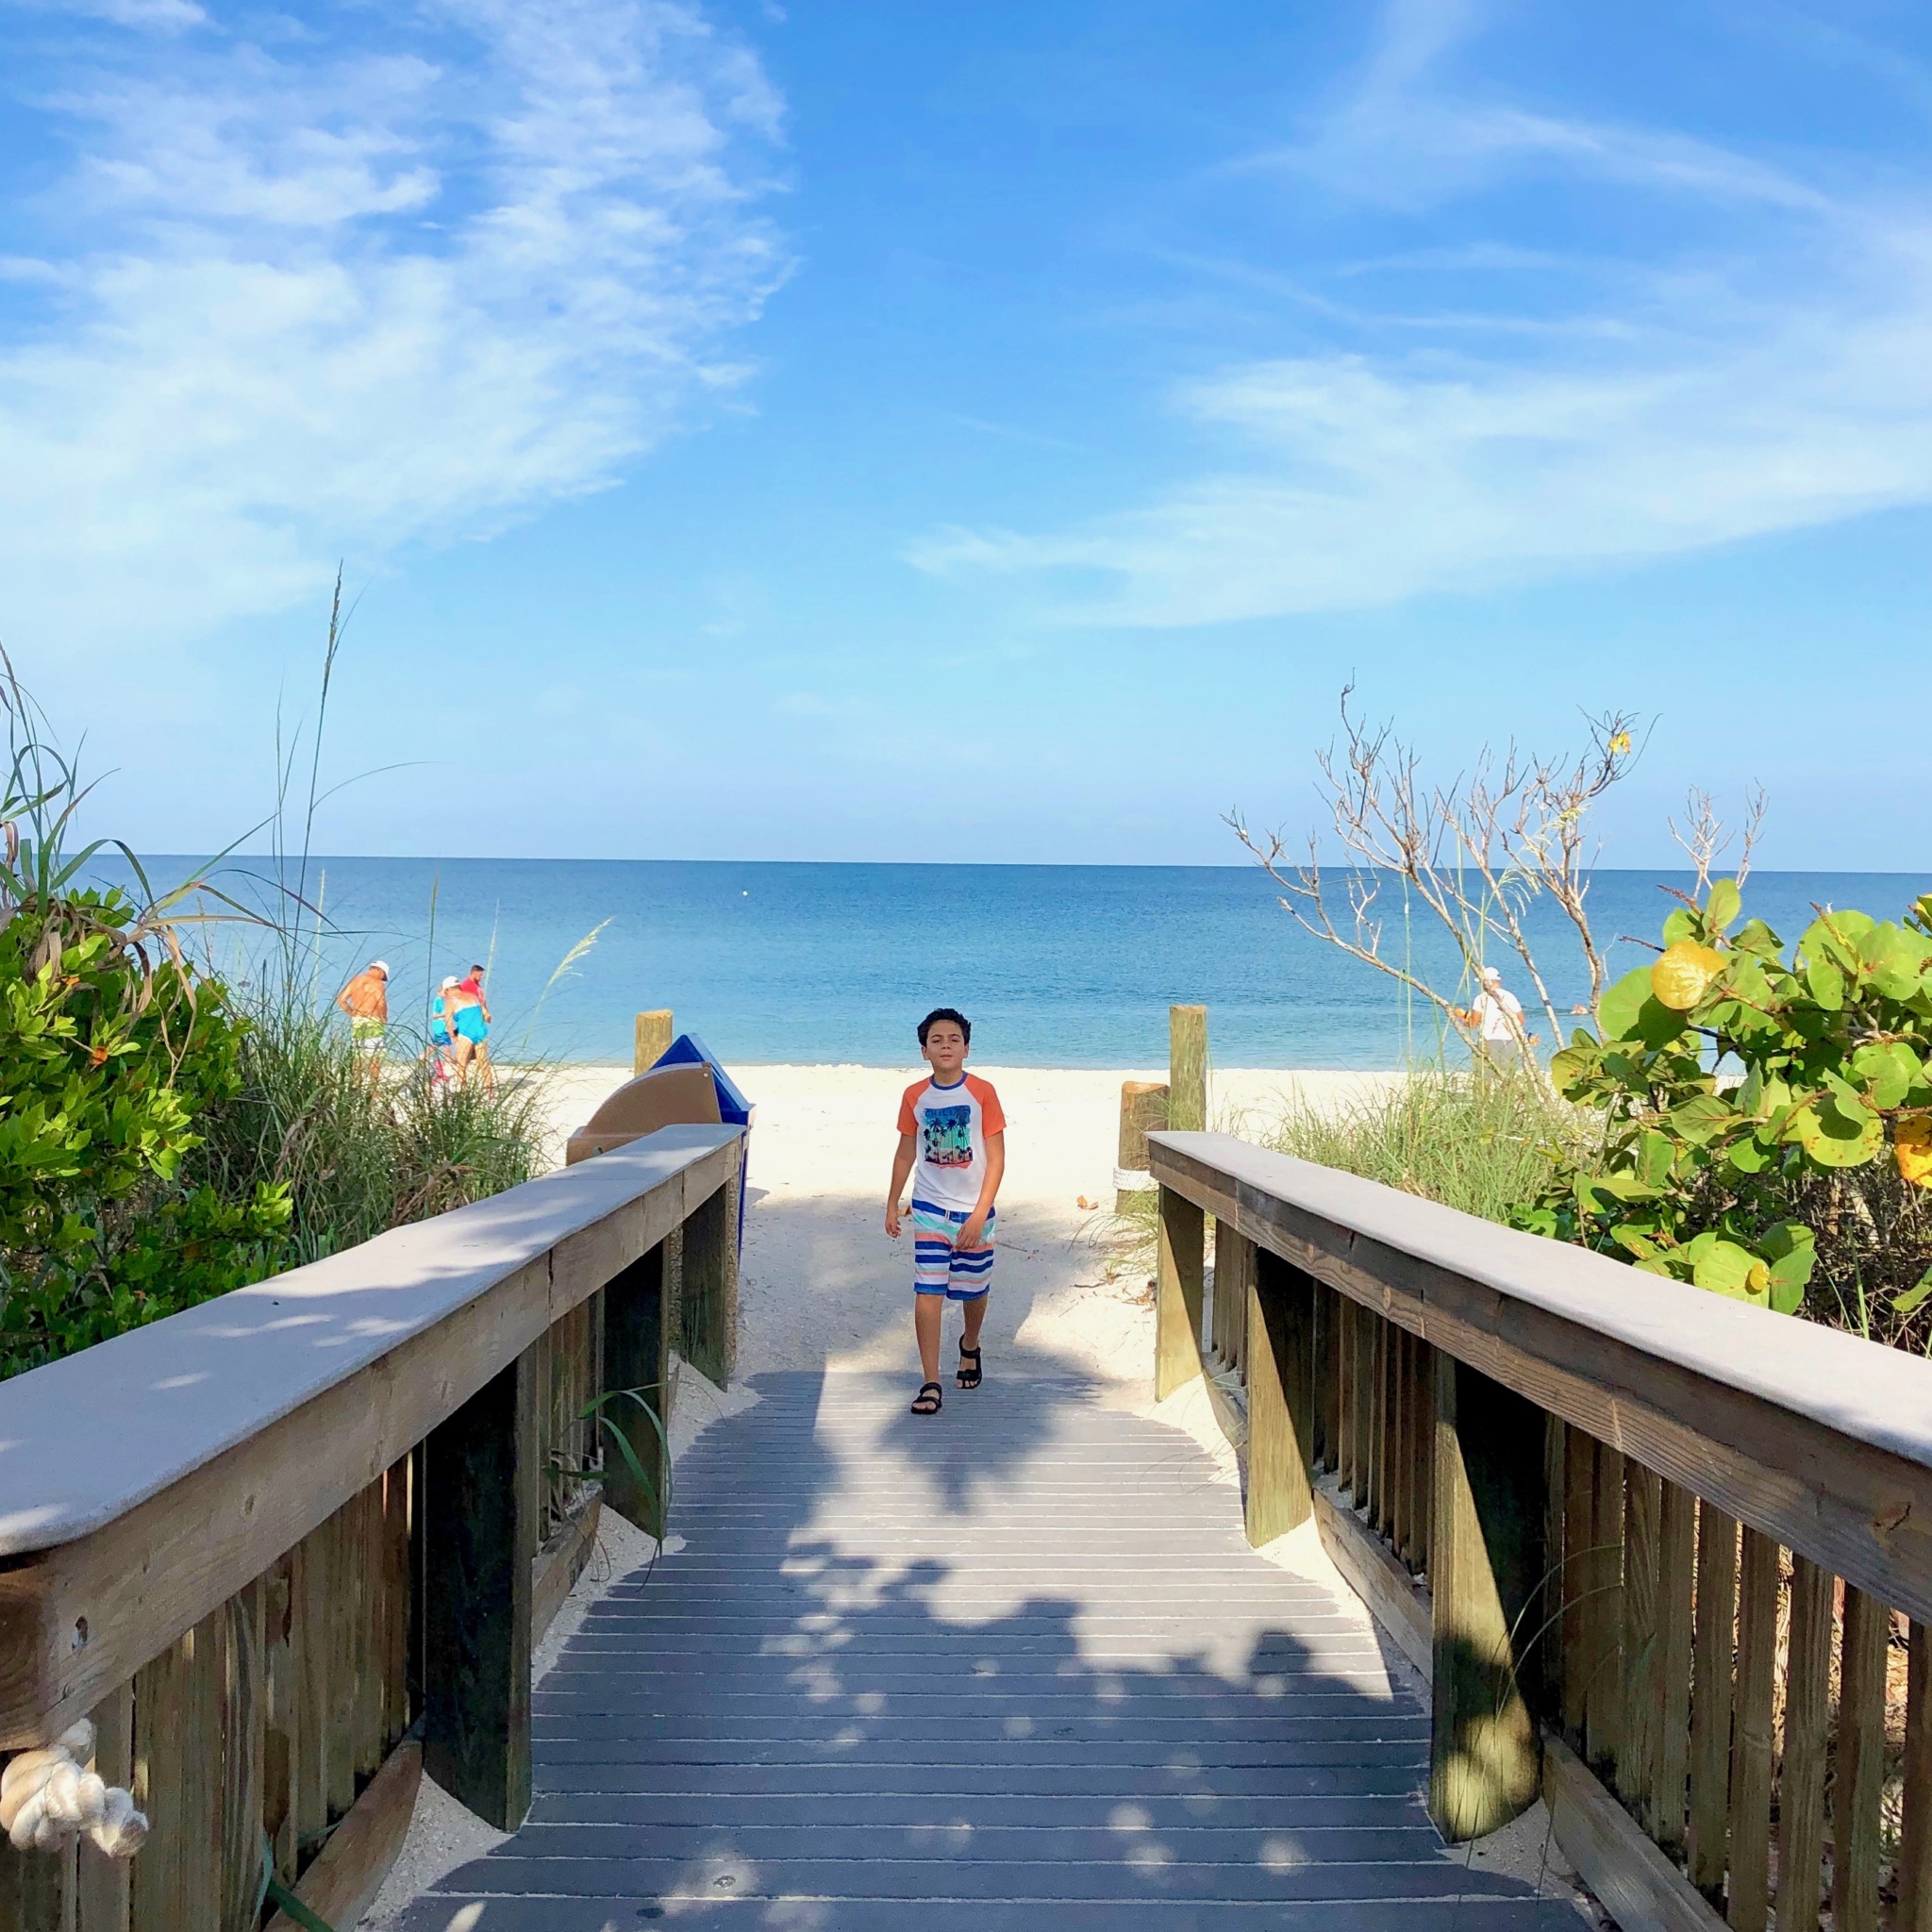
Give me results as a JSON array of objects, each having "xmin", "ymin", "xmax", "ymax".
[{"xmin": 395, "ymin": 1368, "xmax": 1584, "ymax": 1929}]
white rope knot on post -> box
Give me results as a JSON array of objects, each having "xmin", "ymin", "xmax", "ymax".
[{"xmin": 0, "ymin": 1720, "xmax": 149, "ymax": 1858}]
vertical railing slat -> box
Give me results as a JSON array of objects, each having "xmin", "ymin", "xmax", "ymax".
[
  {"xmin": 1351, "ymin": 1304, "xmax": 1374, "ymax": 1515},
  {"xmin": 1833, "ymin": 1586, "xmax": 1890, "ymax": 1932},
  {"xmin": 295, "ymin": 1529, "xmax": 329, "ymax": 1864},
  {"xmin": 1621, "ymin": 1465, "xmax": 1661, "ymax": 1828},
  {"xmin": 1900, "ymin": 1620, "xmax": 1932, "ymax": 1932},
  {"xmin": 219, "ymin": 1582, "xmax": 264, "ymax": 1932},
  {"xmin": 1311, "ymin": 1282, "xmax": 1337, "ymax": 1474},
  {"xmin": 1774, "ymin": 1554, "xmax": 1834, "ymax": 1932},
  {"xmin": 1688, "ymin": 1502, "xmax": 1738, "ymax": 1903},
  {"xmin": 262, "ymin": 1553, "xmax": 298, "ymax": 1890},
  {"xmin": 1725, "ymin": 1527, "xmax": 1779, "ymax": 1932},
  {"xmin": 1585, "ymin": 1445, "xmax": 1625, "ymax": 1775},
  {"xmin": 1336, "ymin": 1298, "xmax": 1357, "ymax": 1499},
  {"xmin": 1654, "ymin": 1479, "xmax": 1695, "ymax": 1857},
  {"xmin": 1559, "ymin": 1424, "xmax": 1593, "ymax": 1747},
  {"xmin": 76, "ymin": 1682, "xmax": 133, "ymax": 1932}
]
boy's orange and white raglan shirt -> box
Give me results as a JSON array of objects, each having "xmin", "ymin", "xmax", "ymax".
[{"xmin": 898, "ymin": 1074, "xmax": 1006, "ymax": 1214}]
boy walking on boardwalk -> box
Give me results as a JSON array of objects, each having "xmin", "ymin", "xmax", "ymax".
[{"xmin": 886, "ymin": 1008, "xmax": 1006, "ymax": 1416}]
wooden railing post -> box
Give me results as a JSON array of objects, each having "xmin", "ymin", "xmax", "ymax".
[
  {"xmin": 633, "ymin": 1008, "xmax": 674, "ymax": 1074},
  {"xmin": 1428, "ymin": 1357, "xmax": 1546, "ymax": 1841},
  {"xmin": 1168, "ymin": 1006, "xmax": 1208, "ymax": 1132},
  {"xmin": 1116, "ymin": 1081, "xmax": 1168, "ymax": 1214},
  {"xmin": 423, "ymin": 1347, "xmax": 540, "ymax": 1832},
  {"xmin": 1245, "ymin": 1249, "xmax": 1313, "ymax": 1546},
  {"xmin": 1154, "ymin": 1185, "xmax": 1205, "ymax": 1401},
  {"xmin": 683, "ymin": 1176, "xmax": 740, "ymax": 1391},
  {"xmin": 602, "ymin": 1241, "xmax": 671, "ymax": 1541}
]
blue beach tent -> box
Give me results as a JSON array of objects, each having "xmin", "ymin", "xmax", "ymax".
[
  {"xmin": 650, "ymin": 1033, "xmax": 751, "ymax": 1253},
  {"xmin": 650, "ymin": 1032, "xmax": 751, "ymax": 1125}
]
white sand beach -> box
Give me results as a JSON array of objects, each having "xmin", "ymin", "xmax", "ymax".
[{"xmin": 536, "ymin": 1061, "xmax": 1404, "ymax": 1394}]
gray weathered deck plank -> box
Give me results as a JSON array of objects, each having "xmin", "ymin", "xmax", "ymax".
[{"xmin": 395, "ymin": 1370, "xmax": 1585, "ymax": 1929}]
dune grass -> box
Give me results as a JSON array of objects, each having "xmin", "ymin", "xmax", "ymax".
[
  {"xmin": 1257, "ymin": 1068, "xmax": 1590, "ymax": 1227},
  {"xmin": 191, "ymin": 991, "xmax": 549, "ymax": 1268},
  {"xmin": 1110, "ymin": 1066, "xmax": 1590, "ymax": 1262}
]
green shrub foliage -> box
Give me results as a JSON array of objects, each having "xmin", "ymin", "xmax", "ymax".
[
  {"xmin": 0, "ymin": 883, "xmax": 291, "ymax": 1374},
  {"xmin": 1519, "ymin": 880, "xmax": 1932, "ymax": 1342}
]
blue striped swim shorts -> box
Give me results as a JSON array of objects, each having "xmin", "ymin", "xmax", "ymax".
[{"xmin": 911, "ymin": 1199, "xmax": 995, "ymax": 1300}]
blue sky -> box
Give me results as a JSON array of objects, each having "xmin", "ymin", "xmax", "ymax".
[{"xmin": 5, "ymin": 0, "xmax": 1930, "ymax": 866}]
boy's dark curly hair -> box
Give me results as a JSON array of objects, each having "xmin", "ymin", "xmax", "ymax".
[{"xmin": 917, "ymin": 1007, "xmax": 971, "ymax": 1047}]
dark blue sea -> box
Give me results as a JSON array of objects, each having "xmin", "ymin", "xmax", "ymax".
[{"xmin": 104, "ymin": 860, "xmax": 1932, "ymax": 1068}]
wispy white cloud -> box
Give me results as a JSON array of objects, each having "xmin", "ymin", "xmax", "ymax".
[
  {"xmin": 0, "ymin": 0, "xmax": 788, "ymax": 649},
  {"xmin": 912, "ymin": 0, "xmax": 1932, "ymax": 625}
]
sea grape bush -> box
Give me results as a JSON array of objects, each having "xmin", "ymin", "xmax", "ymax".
[
  {"xmin": 1517, "ymin": 878, "xmax": 1932, "ymax": 1341},
  {"xmin": 0, "ymin": 882, "xmax": 291, "ymax": 1376}
]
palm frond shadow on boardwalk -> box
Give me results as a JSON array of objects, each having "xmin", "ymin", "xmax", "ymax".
[{"xmin": 394, "ymin": 1368, "xmax": 1587, "ymax": 1929}]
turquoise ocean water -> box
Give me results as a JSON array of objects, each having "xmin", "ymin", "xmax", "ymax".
[{"xmin": 113, "ymin": 859, "xmax": 1932, "ymax": 1069}]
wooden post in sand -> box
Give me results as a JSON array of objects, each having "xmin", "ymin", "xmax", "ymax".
[
  {"xmin": 1169, "ymin": 1005, "xmax": 1208, "ymax": 1133},
  {"xmin": 1116, "ymin": 1081, "xmax": 1169, "ymax": 1213},
  {"xmin": 634, "ymin": 1009, "xmax": 674, "ymax": 1075}
]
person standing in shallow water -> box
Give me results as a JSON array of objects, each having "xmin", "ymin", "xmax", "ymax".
[{"xmin": 885, "ymin": 1008, "xmax": 1006, "ymax": 1416}]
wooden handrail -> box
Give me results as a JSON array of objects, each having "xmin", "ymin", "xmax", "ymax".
[
  {"xmin": 1149, "ymin": 1128, "xmax": 1932, "ymax": 1624},
  {"xmin": 1151, "ymin": 1125, "xmax": 1932, "ymax": 1929},
  {"xmin": 0, "ymin": 1123, "xmax": 743, "ymax": 1750}
]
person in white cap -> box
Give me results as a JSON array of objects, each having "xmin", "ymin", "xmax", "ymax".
[
  {"xmin": 1470, "ymin": 964, "xmax": 1538, "ymax": 1074},
  {"xmin": 335, "ymin": 958, "xmax": 390, "ymax": 1088}
]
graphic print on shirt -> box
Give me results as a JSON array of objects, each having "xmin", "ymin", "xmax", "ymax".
[{"xmin": 922, "ymin": 1105, "xmax": 974, "ymax": 1168}]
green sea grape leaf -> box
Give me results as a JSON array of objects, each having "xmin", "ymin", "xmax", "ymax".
[
  {"xmin": 1821, "ymin": 1070, "xmax": 1874, "ymax": 1124},
  {"xmin": 1549, "ymin": 1046, "xmax": 1591, "ymax": 1091},
  {"xmin": 1815, "ymin": 908, "xmax": 1875, "ymax": 956},
  {"xmin": 1804, "ymin": 954, "xmax": 1845, "ymax": 1011},
  {"xmin": 1760, "ymin": 1221, "xmax": 1816, "ymax": 1289},
  {"xmin": 1852, "ymin": 1040, "xmax": 1920, "ymax": 1108},
  {"xmin": 1670, "ymin": 1094, "xmax": 1737, "ymax": 1146},
  {"xmin": 1806, "ymin": 1102, "xmax": 1884, "ymax": 1168},
  {"xmin": 1598, "ymin": 966, "xmax": 1656, "ymax": 1041},
  {"xmin": 1662, "ymin": 908, "xmax": 1697, "ymax": 946},
  {"xmin": 1893, "ymin": 1269, "xmax": 1932, "ymax": 1318},
  {"xmin": 1633, "ymin": 997, "xmax": 1690, "ymax": 1049},
  {"xmin": 1705, "ymin": 879, "xmax": 1741, "ymax": 934},
  {"xmin": 1691, "ymin": 1239, "xmax": 1758, "ymax": 1297},
  {"xmin": 1724, "ymin": 954, "xmax": 1776, "ymax": 1009}
]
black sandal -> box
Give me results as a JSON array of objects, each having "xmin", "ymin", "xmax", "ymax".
[
  {"xmin": 957, "ymin": 1343, "xmax": 983, "ymax": 1391},
  {"xmin": 911, "ymin": 1381, "xmax": 943, "ymax": 1415}
]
